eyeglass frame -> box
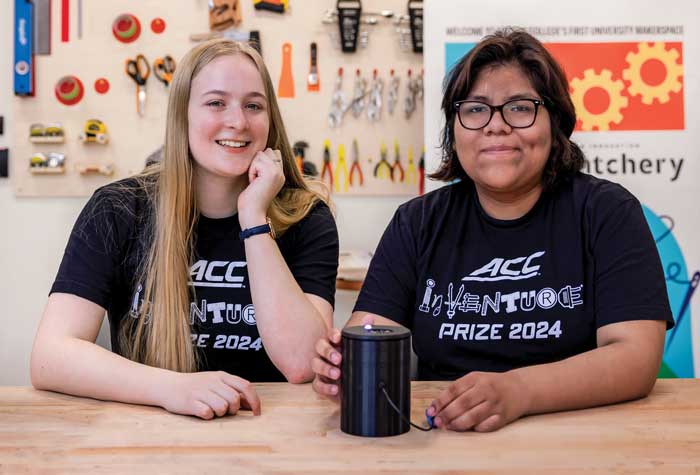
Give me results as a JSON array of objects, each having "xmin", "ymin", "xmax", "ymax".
[{"xmin": 453, "ymin": 98, "xmax": 547, "ymax": 130}]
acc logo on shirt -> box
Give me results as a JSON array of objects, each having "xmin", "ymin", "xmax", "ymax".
[
  {"xmin": 190, "ymin": 260, "xmax": 247, "ymax": 288},
  {"xmin": 462, "ymin": 251, "xmax": 545, "ymax": 282}
]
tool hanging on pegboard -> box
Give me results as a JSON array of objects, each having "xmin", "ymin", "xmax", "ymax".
[
  {"xmin": 254, "ymin": 0, "xmax": 288, "ymax": 13},
  {"xmin": 405, "ymin": 145, "xmax": 417, "ymax": 185},
  {"xmin": 367, "ymin": 69, "xmax": 383, "ymax": 122},
  {"xmin": 334, "ymin": 144, "xmax": 349, "ymax": 193},
  {"xmin": 209, "ymin": 0, "xmax": 242, "ymax": 30},
  {"xmin": 33, "ymin": 0, "xmax": 51, "ymax": 54},
  {"xmin": 154, "ymin": 55, "xmax": 176, "ymax": 88},
  {"xmin": 278, "ymin": 42, "xmax": 295, "ymax": 98},
  {"xmin": 14, "ymin": 0, "xmax": 34, "ymax": 96},
  {"xmin": 387, "ymin": 69, "xmax": 400, "ymax": 115},
  {"xmin": 293, "ymin": 140, "xmax": 306, "ymax": 173},
  {"xmin": 126, "ymin": 54, "xmax": 150, "ymax": 116},
  {"xmin": 374, "ymin": 143, "xmax": 392, "ymax": 180},
  {"xmin": 391, "ymin": 139, "xmax": 404, "ymax": 183},
  {"xmin": 351, "ymin": 69, "xmax": 367, "ymax": 118},
  {"xmin": 336, "ymin": 0, "xmax": 361, "ymax": 52},
  {"xmin": 349, "ymin": 139, "xmax": 363, "ymax": 187},
  {"xmin": 321, "ymin": 140, "xmax": 334, "ymax": 188},
  {"xmin": 408, "ymin": 1, "xmax": 423, "ymax": 52},
  {"xmin": 307, "ymin": 42, "xmax": 320, "ymax": 92},
  {"xmin": 323, "ymin": 2, "xmax": 395, "ymax": 52},
  {"xmin": 404, "ymin": 69, "xmax": 416, "ymax": 119},
  {"xmin": 404, "ymin": 69, "xmax": 423, "ymax": 119},
  {"xmin": 77, "ymin": 0, "xmax": 83, "ymax": 39},
  {"xmin": 395, "ymin": 1, "xmax": 423, "ymax": 53},
  {"xmin": 328, "ymin": 68, "xmax": 348, "ymax": 128},
  {"xmin": 61, "ymin": 0, "xmax": 69, "ymax": 42}
]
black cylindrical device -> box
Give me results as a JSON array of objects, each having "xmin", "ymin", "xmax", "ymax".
[{"xmin": 340, "ymin": 324, "xmax": 411, "ymax": 437}]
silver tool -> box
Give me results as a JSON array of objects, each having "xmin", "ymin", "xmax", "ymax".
[
  {"xmin": 367, "ymin": 69, "xmax": 383, "ymax": 122},
  {"xmin": 387, "ymin": 70, "xmax": 400, "ymax": 115}
]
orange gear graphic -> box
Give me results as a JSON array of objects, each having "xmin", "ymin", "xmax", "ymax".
[
  {"xmin": 570, "ymin": 68, "xmax": 629, "ymax": 131},
  {"xmin": 622, "ymin": 42, "xmax": 683, "ymax": 105}
]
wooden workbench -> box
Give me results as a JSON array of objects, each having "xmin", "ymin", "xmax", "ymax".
[{"xmin": 1, "ymin": 380, "xmax": 699, "ymax": 474}]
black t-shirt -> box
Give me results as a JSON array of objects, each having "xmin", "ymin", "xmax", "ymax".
[
  {"xmin": 51, "ymin": 178, "xmax": 339, "ymax": 382},
  {"xmin": 354, "ymin": 173, "xmax": 673, "ymax": 380}
]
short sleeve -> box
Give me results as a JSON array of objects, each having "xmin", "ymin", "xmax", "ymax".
[
  {"xmin": 353, "ymin": 205, "xmax": 418, "ymax": 327},
  {"xmin": 50, "ymin": 187, "xmax": 134, "ymax": 309},
  {"xmin": 590, "ymin": 190, "xmax": 674, "ymax": 330},
  {"xmin": 283, "ymin": 202, "xmax": 339, "ymax": 307}
]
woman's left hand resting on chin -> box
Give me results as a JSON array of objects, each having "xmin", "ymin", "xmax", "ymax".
[
  {"xmin": 237, "ymin": 147, "xmax": 334, "ymax": 383},
  {"xmin": 237, "ymin": 148, "xmax": 286, "ymax": 229}
]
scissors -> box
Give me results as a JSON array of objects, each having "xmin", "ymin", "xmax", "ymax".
[
  {"xmin": 126, "ymin": 54, "xmax": 150, "ymax": 116},
  {"xmin": 153, "ymin": 55, "xmax": 176, "ymax": 87}
]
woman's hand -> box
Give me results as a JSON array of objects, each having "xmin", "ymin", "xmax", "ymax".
[
  {"xmin": 160, "ymin": 371, "xmax": 262, "ymax": 420},
  {"xmin": 311, "ymin": 315, "xmax": 377, "ymax": 402},
  {"xmin": 428, "ymin": 371, "xmax": 530, "ymax": 432},
  {"xmin": 310, "ymin": 326, "xmax": 343, "ymax": 403},
  {"xmin": 238, "ymin": 148, "xmax": 286, "ymax": 230}
]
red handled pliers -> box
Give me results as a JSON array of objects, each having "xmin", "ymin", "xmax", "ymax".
[{"xmin": 349, "ymin": 138, "xmax": 364, "ymax": 186}]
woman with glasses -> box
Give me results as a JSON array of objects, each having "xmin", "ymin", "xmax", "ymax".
[{"xmin": 311, "ymin": 30, "xmax": 673, "ymax": 432}]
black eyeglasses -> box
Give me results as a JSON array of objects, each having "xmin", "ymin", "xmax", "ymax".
[{"xmin": 454, "ymin": 98, "xmax": 546, "ymax": 130}]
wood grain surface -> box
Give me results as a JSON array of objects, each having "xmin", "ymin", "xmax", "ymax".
[{"xmin": 1, "ymin": 380, "xmax": 699, "ymax": 474}]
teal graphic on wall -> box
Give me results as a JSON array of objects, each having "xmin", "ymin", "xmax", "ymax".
[
  {"xmin": 644, "ymin": 206, "xmax": 697, "ymax": 378},
  {"xmin": 446, "ymin": 43, "xmax": 475, "ymax": 73}
]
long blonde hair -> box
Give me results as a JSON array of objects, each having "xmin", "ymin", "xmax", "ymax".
[{"xmin": 120, "ymin": 39, "xmax": 326, "ymax": 372}]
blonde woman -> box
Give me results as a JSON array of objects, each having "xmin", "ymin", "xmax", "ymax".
[{"xmin": 31, "ymin": 40, "xmax": 339, "ymax": 419}]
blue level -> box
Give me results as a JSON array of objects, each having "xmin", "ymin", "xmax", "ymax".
[{"xmin": 14, "ymin": 0, "xmax": 34, "ymax": 96}]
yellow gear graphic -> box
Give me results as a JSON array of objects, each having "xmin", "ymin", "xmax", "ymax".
[
  {"xmin": 622, "ymin": 42, "xmax": 683, "ymax": 105},
  {"xmin": 570, "ymin": 68, "xmax": 628, "ymax": 131}
]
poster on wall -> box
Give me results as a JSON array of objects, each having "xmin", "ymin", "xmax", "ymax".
[{"xmin": 424, "ymin": 0, "xmax": 699, "ymax": 377}]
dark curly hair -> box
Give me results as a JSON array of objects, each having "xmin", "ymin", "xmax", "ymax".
[{"xmin": 431, "ymin": 29, "xmax": 584, "ymax": 190}]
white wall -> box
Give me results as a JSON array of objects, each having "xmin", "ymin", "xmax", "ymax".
[{"xmin": 0, "ymin": 1, "xmax": 414, "ymax": 386}]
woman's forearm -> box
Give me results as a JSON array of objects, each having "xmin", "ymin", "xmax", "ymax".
[
  {"xmin": 244, "ymin": 233, "xmax": 330, "ymax": 383},
  {"xmin": 31, "ymin": 336, "xmax": 175, "ymax": 407},
  {"xmin": 511, "ymin": 330, "xmax": 664, "ymax": 416}
]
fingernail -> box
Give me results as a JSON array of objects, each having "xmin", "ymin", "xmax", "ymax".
[
  {"xmin": 427, "ymin": 406, "xmax": 435, "ymax": 416},
  {"xmin": 434, "ymin": 417, "xmax": 442, "ymax": 428},
  {"xmin": 330, "ymin": 368, "xmax": 340, "ymax": 379},
  {"xmin": 331, "ymin": 352, "xmax": 340, "ymax": 364},
  {"xmin": 330, "ymin": 385, "xmax": 338, "ymax": 394}
]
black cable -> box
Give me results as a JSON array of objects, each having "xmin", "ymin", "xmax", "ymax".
[{"xmin": 380, "ymin": 385, "xmax": 433, "ymax": 432}]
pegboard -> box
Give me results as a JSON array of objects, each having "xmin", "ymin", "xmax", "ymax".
[{"xmin": 12, "ymin": 0, "xmax": 424, "ymax": 197}]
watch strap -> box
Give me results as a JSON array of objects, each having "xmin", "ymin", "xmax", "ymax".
[{"xmin": 239, "ymin": 220, "xmax": 274, "ymax": 240}]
